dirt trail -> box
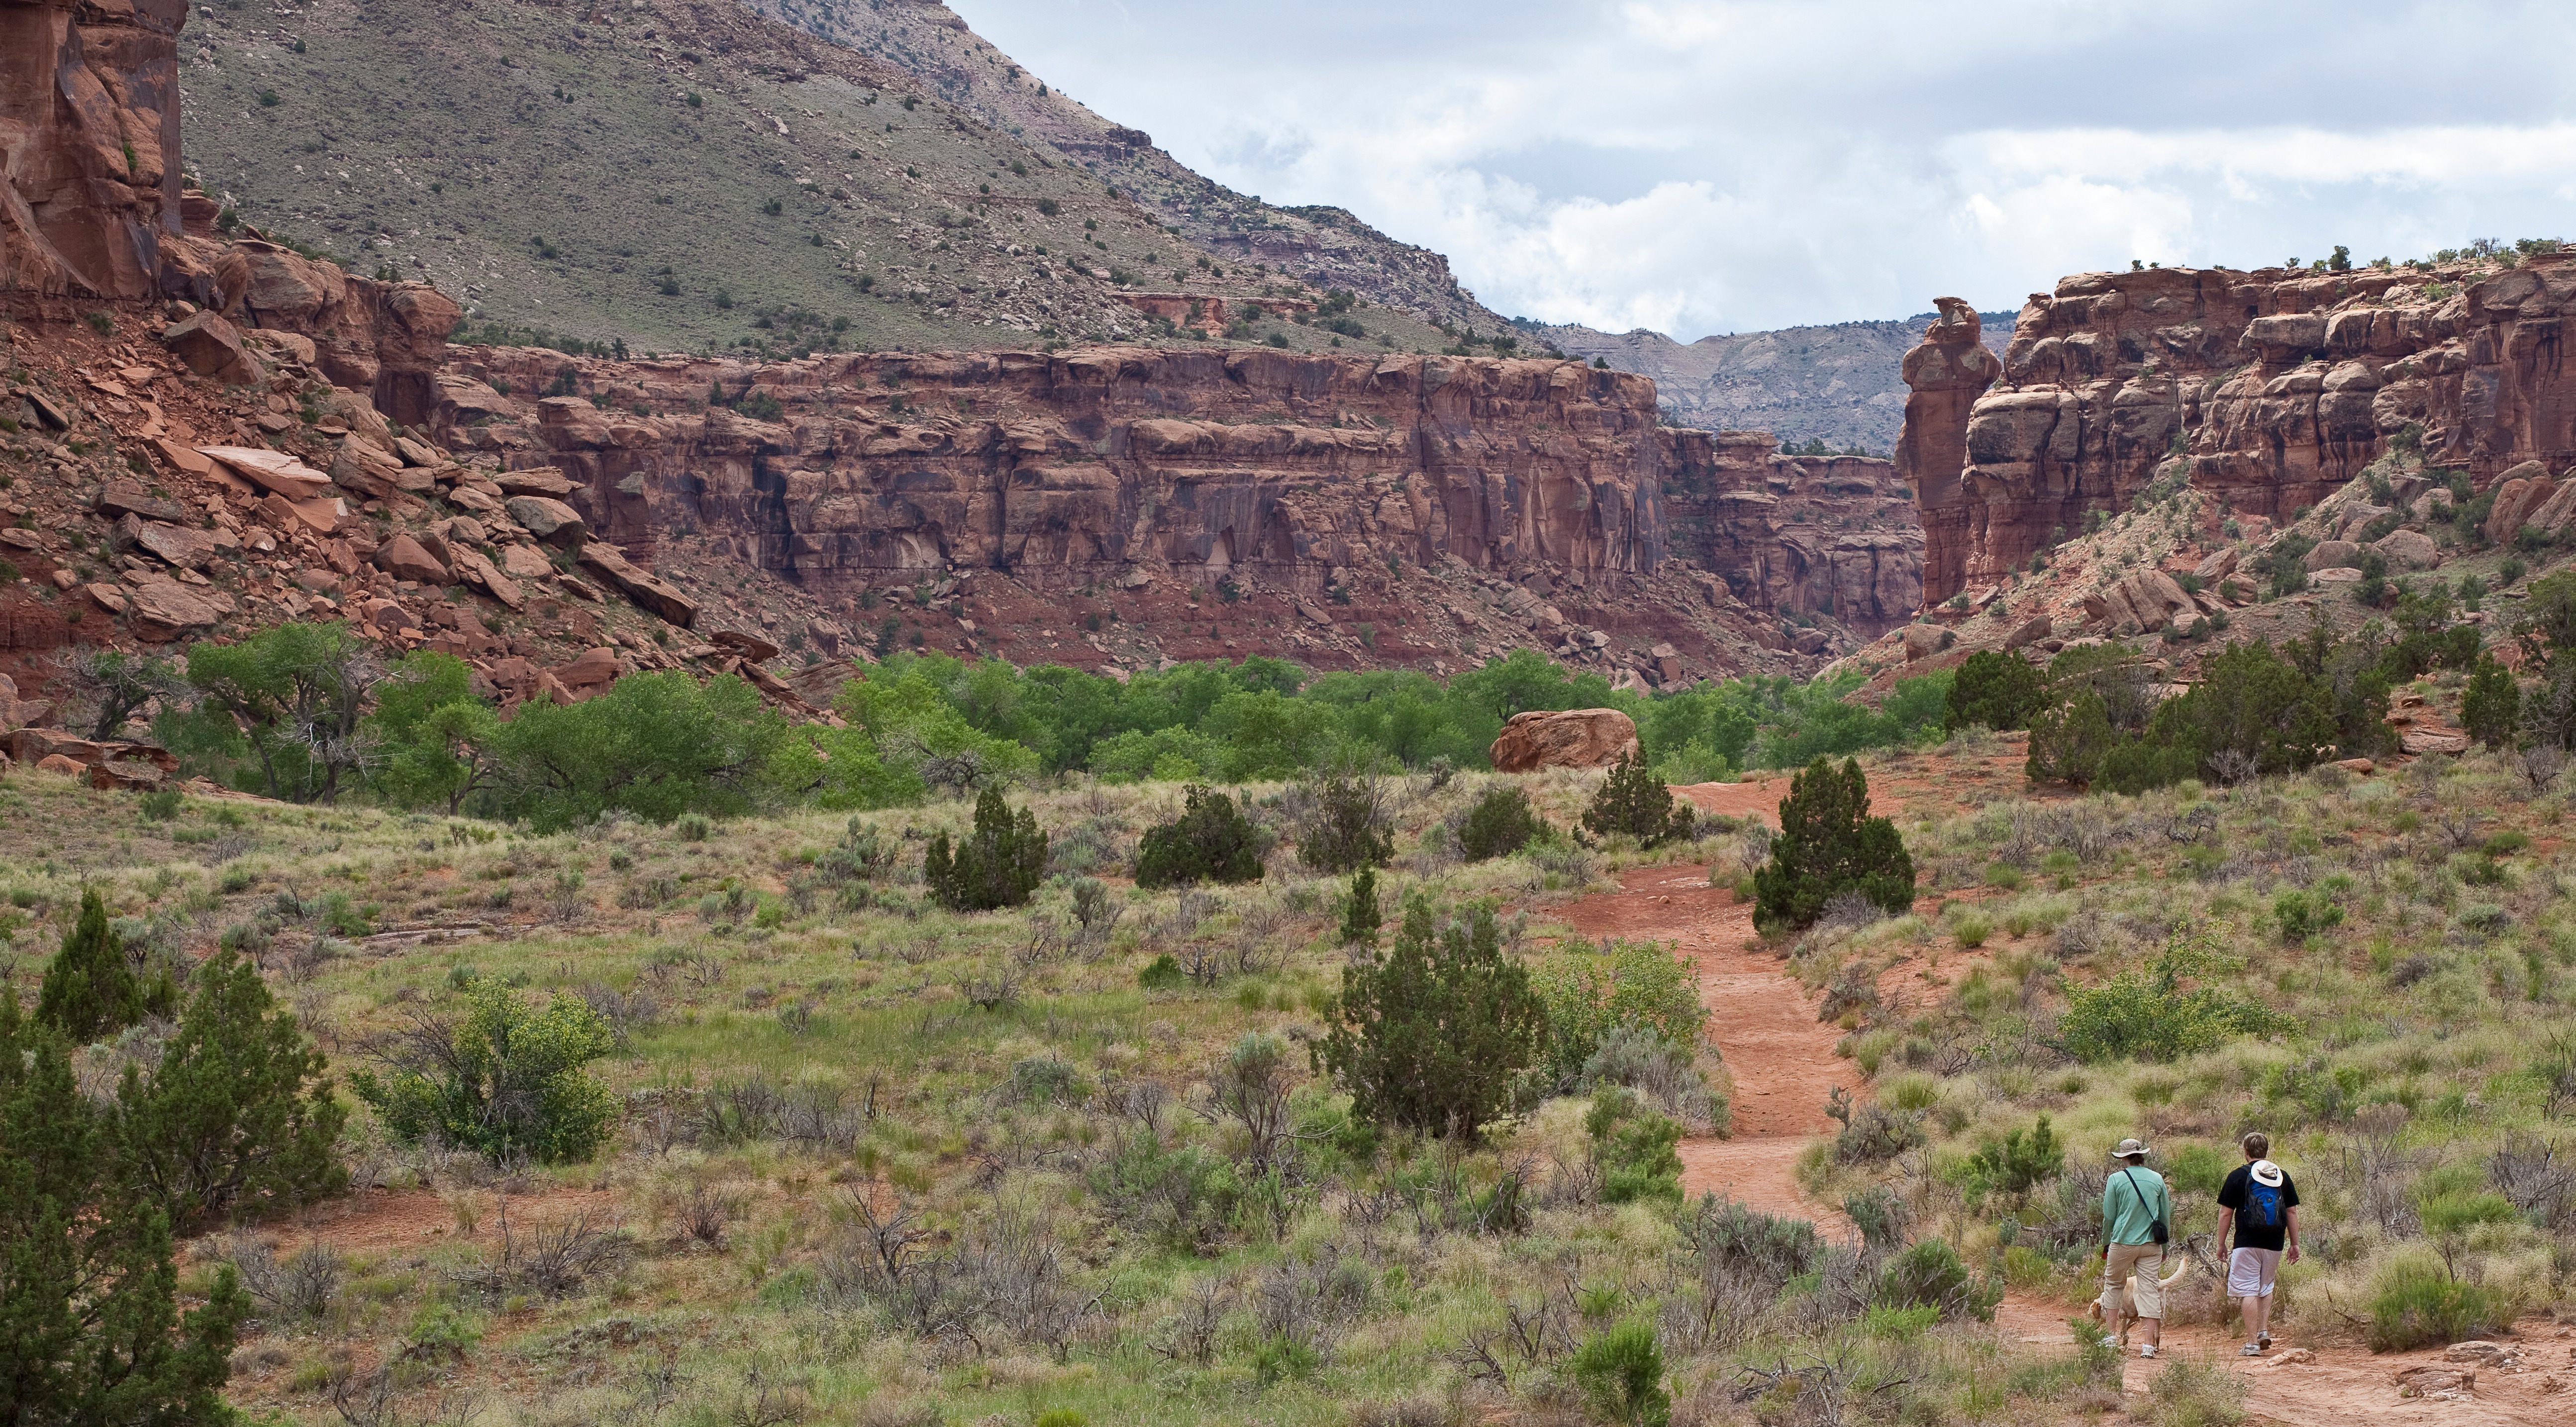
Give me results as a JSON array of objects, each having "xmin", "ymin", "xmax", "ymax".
[{"xmin": 1550, "ymin": 770, "xmax": 2576, "ymax": 1422}]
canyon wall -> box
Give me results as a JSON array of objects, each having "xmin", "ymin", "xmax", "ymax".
[
  {"xmin": 1661, "ymin": 432, "xmax": 1922, "ymax": 638},
  {"xmin": 1904, "ymin": 257, "xmax": 2576, "ymax": 602},
  {"xmin": 0, "ymin": 0, "xmax": 187, "ymax": 298},
  {"xmin": 433, "ymin": 346, "xmax": 1674, "ymax": 599}
]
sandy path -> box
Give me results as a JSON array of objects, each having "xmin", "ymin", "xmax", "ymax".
[{"xmin": 1547, "ymin": 775, "xmax": 2576, "ymax": 1421}]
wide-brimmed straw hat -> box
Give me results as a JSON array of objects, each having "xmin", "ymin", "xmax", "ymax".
[{"xmin": 2111, "ymin": 1137, "xmax": 2150, "ymax": 1159}]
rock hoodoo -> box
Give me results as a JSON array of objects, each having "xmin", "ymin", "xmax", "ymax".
[
  {"xmin": 1488, "ymin": 708, "xmax": 1641, "ymax": 772},
  {"xmin": 1894, "ymin": 298, "xmax": 2002, "ymax": 605}
]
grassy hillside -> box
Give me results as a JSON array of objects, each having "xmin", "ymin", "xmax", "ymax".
[
  {"xmin": 179, "ymin": 0, "xmax": 1458, "ymax": 357},
  {"xmin": 6, "ymin": 687, "xmax": 2570, "ymax": 1424}
]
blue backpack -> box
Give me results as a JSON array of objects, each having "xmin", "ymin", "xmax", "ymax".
[{"xmin": 2242, "ymin": 1170, "xmax": 2284, "ymax": 1229}]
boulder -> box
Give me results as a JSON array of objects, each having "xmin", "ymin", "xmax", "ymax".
[
  {"xmin": 160, "ymin": 312, "xmax": 259, "ymax": 384},
  {"xmin": 499, "ymin": 543, "xmax": 556, "ymax": 579},
  {"xmin": 1489, "ymin": 708, "xmax": 1641, "ymax": 773},
  {"xmin": 2374, "ymin": 528, "xmax": 2440, "ymax": 570},
  {"xmin": 2192, "ymin": 546, "xmax": 2239, "ymax": 582},
  {"xmin": 123, "ymin": 574, "xmax": 230, "ymax": 640},
  {"xmin": 710, "ymin": 629, "xmax": 782, "ymax": 662},
  {"xmin": 373, "ymin": 534, "xmax": 452, "ymax": 585},
  {"xmin": 552, "ymin": 646, "xmax": 622, "ymax": 696},
  {"xmin": 2004, "ymin": 612, "xmax": 2054, "ymax": 650},
  {"xmin": 505, "ymin": 496, "xmax": 587, "ymax": 548},
  {"xmin": 96, "ymin": 480, "xmax": 190, "ymax": 524},
  {"xmin": 1901, "ymin": 623, "xmax": 1944, "ymax": 662},
  {"xmin": 446, "ymin": 546, "xmax": 524, "ymax": 610},
  {"xmin": 0, "ymin": 673, "xmax": 51, "ymax": 731},
  {"xmin": 2485, "ymin": 461, "xmax": 2553, "ymax": 545},
  {"xmin": 34, "ymin": 753, "xmax": 83, "ymax": 777},
  {"xmin": 495, "ymin": 467, "xmax": 579, "ymax": 497},
  {"xmin": 2524, "ymin": 477, "xmax": 2576, "ymax": 535},
  {"xmin": 2301, "ymin": 539, "xmax": 2361, "ymax": 572},
  {"xmin": 198, "ymin": 446, "xmax": 333, "ymax": 500},
  {"xmin": 578, "ymin": 543, "xmax": 699, "ymax": 627},
  {"xmin": 127, "ymin": 520, "xmax": 228, "ymax": 570},
  {"xmin": 393, "ymin": 436, "xmax": 446, "ymax": 467}
]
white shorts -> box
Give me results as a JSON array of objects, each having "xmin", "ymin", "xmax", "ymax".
[{"xmin": 2227, "ymin": 1247, "xmax": 2281, "ymax": 1298}]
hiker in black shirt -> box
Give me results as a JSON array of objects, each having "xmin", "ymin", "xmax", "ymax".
[{"xmin": 2213, "ymin": 1130, "xmax": 2301, "ymax": 1356}]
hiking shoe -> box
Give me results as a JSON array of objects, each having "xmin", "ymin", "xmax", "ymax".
[
  {"xmin": 2139, "ymin": 1344, "xmax": 2158, "ymax": 1359},
  {"xmin": 2240, "ymin": 1343, "xmax": 2263, "ymax": 1357},
  {"xmin": 2099, "ymin": 1334, "xmax": 2120, "ymax": 1349},
  {"xmin": 2257, "ymin": 1331, "xmax": 2273, "ymax": 1349}
]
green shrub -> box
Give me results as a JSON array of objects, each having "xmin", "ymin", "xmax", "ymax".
[
  {"xmin": 1586, "ymin": 1087, "xmax": 1682, "ymax": 1204},
  {"xmin": 2059, "ymin": 937, "xmax": 2293, "ymax": 1063},
  {"xmin": 349, "ymin": 977, "xmax": 618, "ymax": 1164},
  {"xmin": 1582, "ymin": 751, "xmax": 1693, "ymax": 847},
  {"xmin": 1567, "ymin": 1320, "xmax": 1670, "ymax": 1427},
  {"xmin": 1134, "ymin": 784, "xmax": 1264, "ymax": 889},
  {"xmin": 1753, "ymin": 757, "xmax": 1915, "ymax": 931},
  {"xmin": 1337, "ymin": 866, "xmax": 1382, "ymax": 947},
  {"xmin": 1965, "ymin": 1115, "xmax": 2063, "ymax": 1201},
  {"xmin": 116, "ymin": 950, "xmax": 347, "ymax": 1229},
  {"xmin": 2273, "ymin": 887, "xmax": 2344, "ymax": 942},
  {"xmin": 1458, "ymin": 784, "xmax": 1546, "ymax": 860},
  {"xmin": 36, "ymin": 888, "xmax": 171, "ymax": 1042},
  {"xmin": 1137, "ymin": 953, "xmax": 1185, "ymax": 990},
  {"xmin": 137, "ymin": 787, "xmax": 184, "ymax": 821},
  {"xmin": 1295, "ymin": 764, "xmax": 1393, "ymax": 874},
  {"xmin": 1944, "ymin": 649, "xmax": 2044, "ymax": 732},
  {"xmin": 2139, "ymin": 1350, "xmax": 2247, "ymax": 1427},
  {"xmin": 675, "ymin": 813, "xmax": 712, "ymax": 841},
  {"xmin": 925, "ymin": 786, "xmax": 1048, "ymax": 911},
  {"xmin": 2463, "ymin": 656, "xmax": 2520, "ymax": 749},
  {"xmin": 1875, "ymin": 1237, "xmax": 1997, "ymax": 1321},
  {"xmin": 0, "ymin": 991, "xmax": 248, "ymax": 1423},
  {"xmin": 1532, "ymin": 938, "xmax": 1706, "ymax": 1086},
  {"xmin": 1319, "ymin": 894, "xmax": 1545, "ymax": 1141}
]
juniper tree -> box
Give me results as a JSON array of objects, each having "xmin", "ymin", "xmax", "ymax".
[
  {"xmin": 0, "ymin": 992, "xmax": 246, "ymax": 1424},
  {"xmin": 1318, "ymin": 894, "xmax": 1545, "ymax": 1141},
  {"xmin": 1753, "ymin": 757, "xmax": 1915, "ymax": 932},
  {"xmin": 1135, "ymin": 784, "xmax": 1263, "ymax": 889},
  {"xmin": 924, "ymin": 785, "xmax": 1049, "ymax": 911},
  {"xmin": 1582, "ymin": 750, "xmax": 1694, "ymax": 848},
  {"xmin": 116, "ymin": 950, "xmax": 348, "ymax": 1231},
  {"xmin": 36, "ymin": 889, "xmax": 146, "ymax": 1043}
]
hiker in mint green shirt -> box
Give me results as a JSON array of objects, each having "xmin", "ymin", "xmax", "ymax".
[{"xmin": 2097, "ymin": 1136, "xmax": 2172, "ymax": 1357}]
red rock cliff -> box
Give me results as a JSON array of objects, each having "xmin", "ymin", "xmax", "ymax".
[
  {"xmin": 1893, "ymin": 297, "xmax": 2000, "ymax": 603},
  {"xmin": 432, "ymin": 347, "xmax": 1673, "ymax": 596},
  {"xmin": 1661, "ymin": 430, "xmax": 1922, "ymax": 639},
  {"xmin": 0, "ymin": 0, "xmax": 188, "ymax": 298},
  {"xmin": 1903, "ymin": 256, "xmax": 2576, "ymax": 601}
]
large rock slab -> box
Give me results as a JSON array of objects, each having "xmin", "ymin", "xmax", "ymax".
[
  {"xmin": 1490, "ymin": 708, "xmax": 1641, "ymax": 773},
  {"xmin": 122, "ymin": 573, "xmax": 231, "ymax": 640},
  {"xmin": 199, "ymin": 446, "xmax": 333, "ymax": 500},
  {"xmin": 506, "ymin": 496, "xmax": 587, "ymax": 548},
  {"xmin": 162, "ymin": 312, "xmax": 258, "ymax": 383},
  {"xmin": 578, "ymin": 542, "xmax": 698, "ymax": 627}
]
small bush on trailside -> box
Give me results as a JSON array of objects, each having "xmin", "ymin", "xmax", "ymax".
[
  {"xmin": 1582, "ymin": 751, "xmax": 1695, "ymax": 847},
  {"xmin": 2058, "ymin": 934, "xmax": 2292, "ymax": 1064},
  {"xmin": 2367, "ymin": 1257, "xmax": 2511, "ymax": 1351},
  {"xmin": 1875, "ymin": 1238, "xmax": 1998, "ymax": 1322},
  {"xmin": 1295, "ymin": 762, "xmax": 1393, "ymax": 874},
  {"xmin": 1944, "ymin": 649, "xmax": 2044, "ymax": 733},
  {"xmin": 349, "ymin": 977, "xmax": 619, "ymax": 1164},
  {"xmin": 2462, "ymin": 655, "xmax": 2519, "ymax": 750},
  {"xmin": 1568, "ymin": 1319, "xmax": 1671, "ymax": 1427},
  {"xmin": 1964, "ymin": 1115, "xmax": 2063, "ymax": 1204},
  {"xmin": 1531, "ymin": 938, "xmax": 1707, "ymax": 1087},
  {"xmin": 1753, "ymin": 757, "xmax": 1915, "ymax": 933},
  {"xmin": 925, "ymin": 785, "xmax": 1048, "ymax": 911},
  {"xmin": 1317, "ymin": 894, "xmax": 1546, "ymax": 1141},
  {"xmin": 37, "ymin": 887, "xmax": 174, "ymax": 1042},
  {"xmin": 1458, "ymin": 784, "xmax": 1547, "ymax": 860},
  {"xmin": 1586, "ymin": 1087, "xmax": 1683, "ymax": 1205},
  {"xmin": 1337, "ymin": 865, "xmax": 1382, "ymax": 948},
  {"xmin": 1134, "ymin": 784, "xmax": 1264, "ymax": 889}
]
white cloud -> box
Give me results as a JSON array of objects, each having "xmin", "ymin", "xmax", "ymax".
[{"xmin": 948, "ymin": 0, "xmax": 2576, "ymax": 336}]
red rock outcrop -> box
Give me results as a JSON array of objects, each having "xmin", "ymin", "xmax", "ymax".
[
  {"xmin": 1660, "ymin": 431, "xmax": 1923, "ymax": 638},
  {"xmin": 0, "ymin": 0, "xmax": 187, "ymax": 298},
  {"xmin": 1903, "ymin": 256, "xmax": 2576, "ymax": 601},
  {"xmin": 1893, "ymin": 297, "xmax": 2001, "ymax": 604},
  {"xmin": 433, "ymin": 346, "xmax": 1675, "ymax": 598},
  {"xmin": 1489, "ymin": 708, "xmax": 1640, "ymax": 772}
]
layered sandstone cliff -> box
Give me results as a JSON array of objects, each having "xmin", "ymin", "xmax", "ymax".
[
  {"xmin": 1903, "ymin": 257, "xmax": 2576, "ymax": 602},
  {"xmin": 431, "ymin": 346, "xmax": 1672, "ymax": 597},
  {"xmin": 0, "ymin": 0, "xmax": 187, "ymax": 298},
  {"xmin": 1662, "ymin": 431, "xmax": 1921, "ymax": 639}
]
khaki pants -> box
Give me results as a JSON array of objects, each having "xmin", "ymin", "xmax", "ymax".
[{"xmin": 2102, "ymin": 1241, "xmax": 2166, "ymax": 1322}]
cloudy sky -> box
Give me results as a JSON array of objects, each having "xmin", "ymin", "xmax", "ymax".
[{"xmin": 948, "ymin": 0, "xmax": 2576, "ymax": 340}]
